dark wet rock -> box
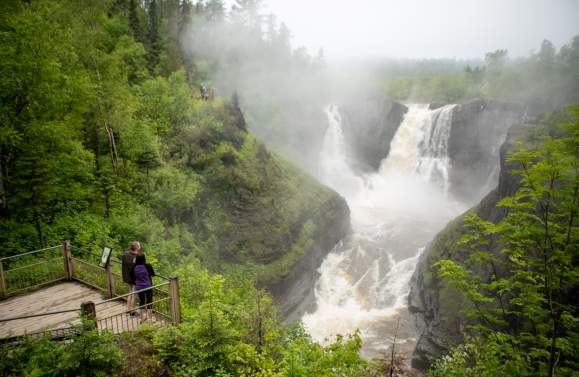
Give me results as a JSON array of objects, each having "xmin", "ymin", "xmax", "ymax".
[
  {"xmin": 448, "ymin": 98, "xmax": 524, "ymax": 202},
  {"xmin": 428, "ymin": 102, "xmax": 447, "ymax": 110},
  {"xmin": 523, "ymin": 97, "xmax": 555, "ymax": 119},
  {"xmin": 339, "ymin": 97, "xmax": 408, "ymax": 172}
]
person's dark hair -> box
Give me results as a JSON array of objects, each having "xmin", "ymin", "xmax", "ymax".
[{"xmin": 135, "ymin": 254, "xmax": 146, "ymax": 265}]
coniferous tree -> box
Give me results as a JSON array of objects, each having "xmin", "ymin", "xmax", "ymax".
[
  {"xmin": 205, "ymin": 0, "xmax": 225, "ymax": 23},
  {"xmin": 129, "ymin": 0, "xmax": 143, "ymax": 43},
  {"xmin": 147, "ymin": 0, "xmax": 161, "ymax": 72}
]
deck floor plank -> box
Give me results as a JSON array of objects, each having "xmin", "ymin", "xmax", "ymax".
[{"xmin": 0, "ymin": 282, "xmax": 131, "ymax": 338}]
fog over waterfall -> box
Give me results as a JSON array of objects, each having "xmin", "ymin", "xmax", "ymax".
[{"xmin": 302, "ymin": 104, "xmax": 467, "ymax": 356}]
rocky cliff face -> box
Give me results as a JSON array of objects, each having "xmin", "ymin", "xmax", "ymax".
[
  {"xmin": 447, "ymin": 98, "xmax": 524, "ymax": 203},
  {"xmin": 179, "ymin": 101, "xmax": 352, "ymax": 319},
  {"xmin": 269, "ymin": 193, "xmax": 350, "ymax": 320},
  {"xmin": 408, "ymin": 121, "xmax": 533, "ymax": 370},
  {"xmin": 339, "ymin": 97, "xmax": 408, "ymax": 172}
]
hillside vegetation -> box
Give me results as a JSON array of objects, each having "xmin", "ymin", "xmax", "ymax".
[
  {"xmin": 0, "ymin": 0, "xmax": 350, "ymax": 285},
  {"xmin": 0, "ymin": 1, "xmax": 373, "ymax": 375},
  {"xmin": 2, "ymin": 1, "xmax": 578, "ymax": 376}
]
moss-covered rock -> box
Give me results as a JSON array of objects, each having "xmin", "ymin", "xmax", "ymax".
[{"xmin": 160, "ymin": 99, "xmax": 350, "ymax": 310}]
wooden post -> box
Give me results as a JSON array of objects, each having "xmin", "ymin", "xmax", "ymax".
[
  {"xmin": 0, "ymin": 261, "xmax": 6, "ymax": 299},
  {"xmin": 80, "ymin": 301, "xmax": 97, "ymax": 330},
  {"xmin": 106, "ymin": 262, "xmax": 115, "ymax": 298},
  {"xmin": 169, "ymin": 277, "xmax": 181, "ymax": 323},
  {"xmin": 62, "ymin": 241, "xmax": 73, "ymax": 280},
  {"xmin": 67, "ymin": 241, "xmax": 74, "ymax": 278}
]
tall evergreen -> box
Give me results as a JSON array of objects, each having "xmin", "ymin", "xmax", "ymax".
[
  {"xmin": 147, "ymin": 0, "xmax": 161, "ymax": 73},
  {"xmin": 128, "ymin": 0, "xmax": 143, "ymax": 43}
]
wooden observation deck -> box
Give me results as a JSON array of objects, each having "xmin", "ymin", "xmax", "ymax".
[{"xmin": 0, "ymin": 243, "xmax": 181, "ymax": 343}]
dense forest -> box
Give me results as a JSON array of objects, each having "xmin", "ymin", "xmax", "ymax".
[
  {"xmin": 379, "ymin": 37, "xmax": 579, "ymax": 104},
  {"xmin": 0, "ymin": 0, "xmax": 353, "ymax": 285},
  {"xmin": 0, "ymin": 0, "xmax": 578, "ymax": 376}
]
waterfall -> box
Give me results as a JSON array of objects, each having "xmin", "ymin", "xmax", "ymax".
[
  {"xmin": 415, "ymin": 104, "xmax": 456, "ymax": 195},
  {"xmin": 319, "ymin": 105, "xmax": 363, "ymax": 197},
  {"xmin": 303, "ymin": 104, "xmax": 465, "ymax": 357},
  {"xmin": 380, "ymin": 104, "xmax": 456, "ymax": 193}
]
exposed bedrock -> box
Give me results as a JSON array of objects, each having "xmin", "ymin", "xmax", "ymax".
[
  {"xmin": 447, "ymin": 98, "xmax": 524, "ymax": 202},
  {"xmin": 339, "ymin": 97, "xmax": 408, "ymax": 172},
  {"xmin": 268, "ymin": 194, "xmax": 351, "ymax": 321},
  {"xmin": 408, "ymin": 121, "xmax": 533, "ymax": 370}
]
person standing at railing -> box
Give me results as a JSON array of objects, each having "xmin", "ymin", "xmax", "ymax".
[
  {"xmin": 121, "ymin": 241, "xmax": 142, "ymax": 315},
  {"xmin": 132, "ymin": 253, "xmax": 155, "ymax": 322}
]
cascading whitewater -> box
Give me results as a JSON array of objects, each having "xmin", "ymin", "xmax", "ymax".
[
  {"xmin": 319, "ymin": 104, "xmax": 363, "ymax": 197},
  {"xmin": 415, "ymin": 105, "xmax": 456, "ymax": 195},
  {"xmin": 302, "ymin": 104, "xmax": 465, "ymax": 357},
  {"xmin": 380, "ymin": 104, "xmax": 456, "ymax": 192}
]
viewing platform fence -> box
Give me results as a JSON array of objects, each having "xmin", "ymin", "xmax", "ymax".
[{"xmin": 0, "ymin": 242, "xmax": 181, "ymax": 342}]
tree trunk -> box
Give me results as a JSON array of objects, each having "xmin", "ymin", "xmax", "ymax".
[
  {"xmin": 0, "ymin": 147, "xmax": 7, "ymax": 217},
  {"xmin": 548, "ymin": 316, "xmax": 560, "ymax": 377},
  {"xmin": 33, "ymin": 210, "xmax": 45, "ymax": 248},
  {"xmin": 95, "ymin": 68, "xmax": 119, "ymax": 175},
  {"xmin": 104, "ymin": 124, "xmax": 118, "ymax": 175}
]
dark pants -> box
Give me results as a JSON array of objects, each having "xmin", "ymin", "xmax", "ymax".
[{"xmin": 138, "ymin": 289, "xmax": 153, "ymax": 309}]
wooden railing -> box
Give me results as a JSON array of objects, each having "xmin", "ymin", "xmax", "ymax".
[
  {"xmin": 0, "ymin": 242, "xmax": 181, "ymax": 328},
  {"xmin": 95, "ymin": 287, "xmax": 172, "ymax": 333},
  {"xmin": 0, "ymin": 286, "xmax": 173, "ymax": 344}
]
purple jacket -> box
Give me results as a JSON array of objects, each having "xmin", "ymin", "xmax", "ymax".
[{"xmin": 134, "ymin": 265, "xmax": 152, "ymax": 291}]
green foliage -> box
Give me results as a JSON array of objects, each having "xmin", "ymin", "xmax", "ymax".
[
  {"xmin": 59, "ymin": 330, "xmax": 123, "ymax": 377},
  {"xmin": 0, "ymin": 279, "xmax": 371, "ymax": 376},
  {"xmin": 0, "ymin": 1, "xmax": 366, "ymax": 375},
  {"xmin": 384, "ymin": 73, "xmax": 475, "ymax": 103},
  {"xmin": 0, "ymin": 330, "xmax": 122, "ymax": 377},
  {"xmin": 150, "ymin": 305, "xmax": 370, "ymax": 376},
  {"xmin": 429, "ymin": 335, "xmax": 531, "ymax": 377},
  {"xmin": 382, "ymin": 37, "xmax": 579, "ymax": 104},
  {"xmin": 0, "ymin": 335, "xmax": 63, "ymax": 377},
  {"xmin": 433, "ymin": 107, "xmax": 579, "ymax": 376},
  {"xmin": 0, "ymin": 0, "xmax": 338, "ymax": 287},
  {"xmin": 117, "ymin": 327, "xmax": 162, "ymax": 377},
  {"xmin": 280, "ymin": 325, "xmax": 368, "ymax": 377}
]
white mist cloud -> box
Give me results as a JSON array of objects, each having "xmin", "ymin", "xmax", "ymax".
[{"xmin": 227, "ymin": 0, "xmax": 579, "ymax": 60}]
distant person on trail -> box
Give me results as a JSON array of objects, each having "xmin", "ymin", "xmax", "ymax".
[
  {"xmin": 121, "ymin": 241, "xmax": 142, "ymax": 314},
  {"xmin": 200, "ymin": 83, "xmax": 208, "ymax": 100},
  {"xmin": 132, "ymin": 253, "xmax": 155, "ymax": 322}
]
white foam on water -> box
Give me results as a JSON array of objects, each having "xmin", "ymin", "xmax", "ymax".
[{"xmin": 303, "ymin": 104, "xmax": 465, "ymax": 351}]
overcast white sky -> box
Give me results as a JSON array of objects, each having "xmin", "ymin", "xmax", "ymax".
[{"xmin": 227, "ymin": 0, "xmax": 579, "ymax": 60}]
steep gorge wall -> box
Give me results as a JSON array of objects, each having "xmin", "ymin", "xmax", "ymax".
[
  {"xmin": 174, "ymin": 103, "xmax": 352, "ymax": 317},
  {"xmin": 447, "ymin": 98, "xmax": 524, "ymax": 202},
  {"xmin": 269, "ymin": 193, "xmax": 350, "ymax": 319},
  {"xmin": 408, "ymin": 121, "xmax": 533, "ymax": 370}
]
